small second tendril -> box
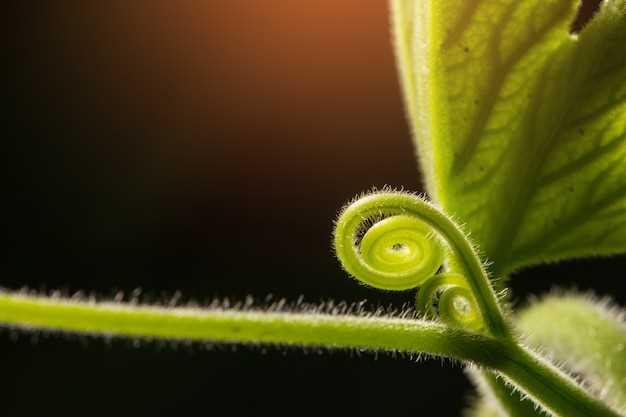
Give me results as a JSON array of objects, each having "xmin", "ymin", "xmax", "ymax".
[
  {"xmin": 334, "ymin": 191, "xmax": 484, "ymax": 331},
  {"xmin": 415, "ymin": 273, "xmax": 482, "ymax": 331}
]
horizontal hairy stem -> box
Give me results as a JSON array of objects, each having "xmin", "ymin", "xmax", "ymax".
[
  {"xmin": 0, "ymin": 291, "xmax": 620, "ymax": 417},
  {"xmin": 0, "ymin": 291, "xmax": 499, "ymax": 362}
]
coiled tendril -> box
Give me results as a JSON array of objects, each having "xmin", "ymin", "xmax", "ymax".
[{"xmin": 334, "ymin": 191, "xmax": 487, "ymax": 332}]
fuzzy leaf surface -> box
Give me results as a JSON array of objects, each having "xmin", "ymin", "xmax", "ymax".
[
  {"xmin": 394, "ymin": 0, "xmax": 626, "ymax": 274},
  {"xmin": 517, "ymin": 294, "xmax": 626, "ymax": 411}
]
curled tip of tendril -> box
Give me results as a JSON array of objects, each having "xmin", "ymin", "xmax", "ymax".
[
  {"xmin": 334, "ymin": 190, "xmax": 485, "ymax": 330},
  {"xmin": 334, "ymin": 201, "xmax": 444, "ymax": 291}
]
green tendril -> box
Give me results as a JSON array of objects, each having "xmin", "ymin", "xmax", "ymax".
[
  {"xmin": 344, "ymin": 213, "xmax": 444, "ymax": 290},
  {"xmin": 416, "ymin": 273, "xmax": 482, "ymax": 331},
  {"xmin": 333, "ymin": 190, "xmax": 509, "ymax": 337}
]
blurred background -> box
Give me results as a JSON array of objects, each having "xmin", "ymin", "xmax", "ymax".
[{"xmin": 3, "ymin": 1, "xmax": 622, "ymax": 416}]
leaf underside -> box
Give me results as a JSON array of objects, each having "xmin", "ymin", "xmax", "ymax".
[
  {"xmin": 517, "ymin": 294, "xmax": 626, "ymax": 411},
  {"xmin": 395, "ymin": 0, "xmax": 626, "ymax": 275},
  {"xmin": 466, "ymin": 294, "xmax": 626, "ymax": 416}
]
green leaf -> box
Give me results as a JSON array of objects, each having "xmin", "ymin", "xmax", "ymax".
[
  {"xmin": 393, "ymin": 0, "xmax": 626, "ymax": 275},
  {"xmin": 517, "ymin": 294, "xmax": 626, "ymax": 412}
]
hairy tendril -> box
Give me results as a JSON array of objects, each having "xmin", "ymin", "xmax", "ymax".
[
  {"xmin": 0, "ymin": 189, "xmax": 621, "ymax": 416},
  {"xmin": 333, "ymin": 190, "xmax": 507, "ymax": 336}
]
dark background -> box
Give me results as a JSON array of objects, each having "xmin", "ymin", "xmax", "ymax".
[{"xmin": 3, "ymin": 1, "xmax": 622, "ymax": 416}]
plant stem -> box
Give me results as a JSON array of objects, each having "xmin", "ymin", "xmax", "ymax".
[
  {"xmin": 0, "ymin": 291, "xmax": 620, "ymax": 417},
  {"xmin": 494, "ymin": 342, "xmax": 622, "ymax": 417},
  {"xmin": 0, "ymin": 291, "xmax": 498, "ymax": 361},
  {"xmin": 475, "ymin": 369, "xmax": 543, "ymax": 417}
]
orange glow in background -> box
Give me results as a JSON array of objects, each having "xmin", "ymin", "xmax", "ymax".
[
  {"xmin": 12, "ymin": 2, "xmax": 419, "ymax": 224},
  {"xmin": 4, "ymin": 3, "xmax": 619, "ymax": 417}
]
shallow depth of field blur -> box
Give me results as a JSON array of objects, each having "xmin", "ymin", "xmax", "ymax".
[{"xmin": 3, "ymin": 1, "xmax": 623, "ymax": 416}]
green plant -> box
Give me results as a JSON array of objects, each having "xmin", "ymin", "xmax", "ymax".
[{"xmin": 1, "ymin": 0, "xmax": 625, "ymax": 416}]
